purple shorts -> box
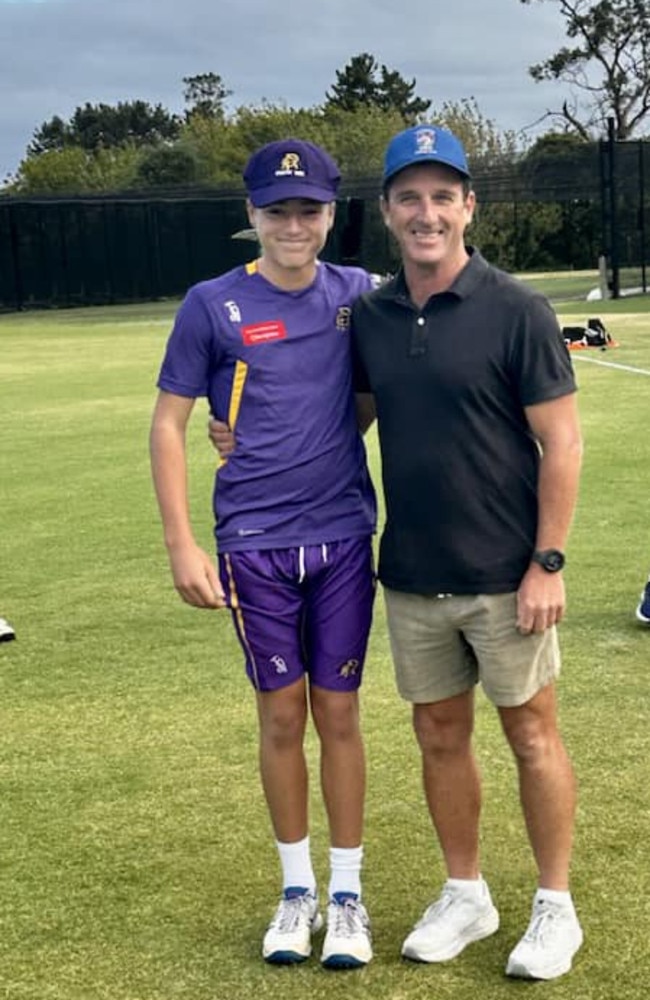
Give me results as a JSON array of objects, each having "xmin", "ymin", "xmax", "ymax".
[{"xmin": 218, "ymin": 537, "xmax": 375, "ymax": 693}]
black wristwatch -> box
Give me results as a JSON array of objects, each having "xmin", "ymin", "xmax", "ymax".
[{"xmin": 531, "ymin": 549, "xmax": 565, "ymax": 573}]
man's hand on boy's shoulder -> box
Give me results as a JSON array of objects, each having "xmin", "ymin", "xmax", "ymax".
[{"xmin": 208, "ymin": 417, "xmax": 235, "ymax": 458}]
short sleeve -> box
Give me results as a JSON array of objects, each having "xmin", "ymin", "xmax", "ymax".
[
  {"xmin": 350, "ymin": 301, "xmax": 371, "ymax": 394},
  {"xmin": 156, "ymin": 286, "xmax": 219, "ymax": 398},
  {"xmin": 510, "ymin": 294, "xmax": 577, "ymax": 407}
]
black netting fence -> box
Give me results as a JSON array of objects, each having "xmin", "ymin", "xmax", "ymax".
[{"xmin": 1, "ymin": 140, "xmax": 648, "ymax": 311}]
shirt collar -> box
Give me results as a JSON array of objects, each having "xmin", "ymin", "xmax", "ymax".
[{"xmin": 377, "ymin": 247, "xmax": 488, "ymax": 306}]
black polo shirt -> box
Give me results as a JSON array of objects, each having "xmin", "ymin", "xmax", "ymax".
[{"xmin": 351, "ymin": 249, "xmax": 577, "ymax": 595}]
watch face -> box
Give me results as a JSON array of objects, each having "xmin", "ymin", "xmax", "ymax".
[
  {"xmin": 533, "ymin": 549, "xmax": 565, "ymax": 572},
  {"xmin": 545, "ymin": 550, "xmax": 565, "ymax": 572}
]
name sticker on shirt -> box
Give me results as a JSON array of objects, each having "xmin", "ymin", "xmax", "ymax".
[{"xmin": 241, "ymin": 320, "xmax": 287, "ymax": 345}]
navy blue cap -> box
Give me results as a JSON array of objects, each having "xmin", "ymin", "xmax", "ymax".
[
  {"xmin": 383, "ymin": 125, "xmax": 470, "ymax": 184},
  {"xmin": 244, "ymin": 139, "xmax": 341, "ymax": 207}
]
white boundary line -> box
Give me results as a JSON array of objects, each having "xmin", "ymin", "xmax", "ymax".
[{"xmin": 571, "ymin": 355, "xmax": 650, "ymax": 377}]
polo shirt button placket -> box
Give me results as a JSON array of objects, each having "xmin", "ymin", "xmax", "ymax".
[{"xmin": 409, "ymin": 314, "xmax": 428, "ymax": 357}]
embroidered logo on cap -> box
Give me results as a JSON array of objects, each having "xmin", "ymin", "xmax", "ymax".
[
  {"xmin": 415, "ymin": 128, "xmax": 437, "ymax": 156},
  {"xmin": 275, "ymin": 152, "xmax": 306, "ymax": 178}
]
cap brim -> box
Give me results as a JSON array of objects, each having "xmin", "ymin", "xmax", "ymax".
[
  {"xmin": 248, "ymin": 181, "xmax": 337, "ymax": 207},
  {"xmin": 231, "ymin": 228, "xmax": 258, "ymax": 242},
  {"xmin": 384, "ymin": 155, "xmax": 470, "ymax": 183}
]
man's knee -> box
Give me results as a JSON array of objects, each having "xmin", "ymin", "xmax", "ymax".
[
  {"xmin": 499, "ymin": 686, "xmax": 563, "ymax": 763},
  {"xmin": 412, "ymin": 699, "xmax": 474, "ymax": 756}
]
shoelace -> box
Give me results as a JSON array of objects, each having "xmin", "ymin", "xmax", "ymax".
[
  {"xmin": 272, "ymin": 895, "xmax": 314, "ymax": 933},
  {"xmin": 329, "ymin": 898, "xmax": 366, "ymax": 938},
  {"xmin": 522, "ymin": 902, "xmax": 562, "ymax": 945},
  {"xmin": 418, "ymin": 889, "xmax": 455, "ymax": 927}
]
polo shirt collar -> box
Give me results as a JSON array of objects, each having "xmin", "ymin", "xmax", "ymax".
[{"xmin": 379, "ymin": 246, "xmax": 488, "ymax": 306}]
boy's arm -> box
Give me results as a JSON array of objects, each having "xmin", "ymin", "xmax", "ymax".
[{"xmin": 150, "ymin": 390, "xmax": 225, "ymax": 609}]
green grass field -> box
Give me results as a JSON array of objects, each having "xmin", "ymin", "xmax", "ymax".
[
  {"xmin": 1, "ymin": 288, "xmax": 649, "ymax": 1000},
  {"xmin": 515, "ymin": 267, "xmax": 649, "ymax": 303}
]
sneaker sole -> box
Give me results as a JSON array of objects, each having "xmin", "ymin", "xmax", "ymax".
[
  {"xmin": 263, "ymin": 912, "xmax": 323, "ymax": 964},
  {"xmin": 506, "ymin": 930, "xmax": 583, "ymax": 980},
  {"xmin": 506, "ymin": 957, "xmax": 572, "ymax": 980},
  {"xmin": 264, "ymin": 949, "xmax": 311, "ymax": 964},
  {"xmin": 506, "ymin": 949, "xmax": 579, "ymax": 980},
  {"xmin": 321, "ymin": 952, "xmax": 371, "ymax": 969},
  {"xmin": 402, "ymin": 908, "xmax": 500, "ymax": 963},
  {"xmin": 635, "ymin": 607, "xmax": 650, "ymax": 624}
]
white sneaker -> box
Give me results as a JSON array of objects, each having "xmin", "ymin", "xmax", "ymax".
[
  {"xmin": 321, "ymin": 893, "xmax": 372, "ymax": 968},
  {"xmin": 401, "ymin": 879, "xmax": 499, "ymax": 962},
  {"xmin": 262, "ymin": 888, "xmax": 323, "ymax": 964},
  {"xmin": 0, "ymin": 618, "xmax": 16, "ymax": 643},
  {"xmin": 506, "ymin": 895, "xmax": 583, "ymax": 980}
]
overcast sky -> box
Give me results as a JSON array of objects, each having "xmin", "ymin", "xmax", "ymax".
[{"xmin": 0, "ymin": 0, "xmax": 570, "ymax": 183}]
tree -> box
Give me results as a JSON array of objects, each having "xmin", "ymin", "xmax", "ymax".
[
  {"xmin": 135, "ymin": 146, "xmax": 200, "ymax": 187},
  {"xmin": 11, "ymin": 145, "xmax": 143, "ymax": 194},
  {"xmin": 520, "ymin": 0, "xmax": 650, "ymax": 139},
  {"xmin": 433, "ymin": 97, "xmax": 519, "ymax": 167},
  {"xmin": 183, "ymin": 72, "xmax": 232, "ymax": 120},
  {"xmin": 29, "ymin": 101, "xmax": 181, "ymax": 155},
  {"xmin": 321, "ymin": 105, "xmax": 410, "ymax": 179},
  {"xmin": 326, "ymin": 53, "xmax": 431, "ymax": 122},
  {"xmin": 28, "ymin": 115, "xmax": 69, "ymax": 156}
]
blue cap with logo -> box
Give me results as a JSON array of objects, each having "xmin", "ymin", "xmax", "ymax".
[
  {"xmin": 244, "ymin": 139, "xmax": 341, "ymax": 207},
  {"xmin": 383, "ymin": 125, "xmax": 470, "ymax": 184}
]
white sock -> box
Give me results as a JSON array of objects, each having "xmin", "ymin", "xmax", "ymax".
[
  {"xmin": 446, "ymin": 876, "xmax": 485, "ymax": 897},
  {"xmin": 276, "ymin": 836, "xmax": 316, "ymax": 894},
  {"xmin": 328, "ymin": 845, "xmax": 363, "ymax": 900},
  {"xmin": 535, "ymin": 887, "xmax": 575, "ymax": 911}
]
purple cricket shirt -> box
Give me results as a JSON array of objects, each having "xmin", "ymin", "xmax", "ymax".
[{"xmin": 157, "ymin": 260, "xmax": 377, "ymax": 552}]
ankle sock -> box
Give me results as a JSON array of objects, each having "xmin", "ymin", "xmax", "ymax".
[
  {"xmin": 535, "ymin": 887, "xmax": 575, "ymax": 911},
  {"xmin": 277, "ymin": 836, "xmax": 316, "ymax": 895},
  {"xmin": 446, "ymin": 876, "xmax": 486, "ymax": 898},
  {"xmin": 328, "ymin": 845, "xmax": 363, "ymax": 900}
]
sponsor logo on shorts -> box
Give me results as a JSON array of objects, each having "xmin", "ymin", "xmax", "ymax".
[
  {"xmin": 270, "ymin": 655, "xmax": 288, "ymax": 674},
  {"xmin": 338, "ymin": 658, "xmax": 360, "ymax": 678}
]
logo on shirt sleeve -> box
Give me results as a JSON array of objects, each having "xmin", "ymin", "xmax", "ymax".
[{"xmin": 241, "ymin": 320, "xmax": 287, "ymax": 345}]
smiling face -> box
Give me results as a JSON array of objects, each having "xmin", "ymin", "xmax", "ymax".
[
  {"xmin": 381, "ymin": 162, "xmax": 475, "ymax": 286},
  {"xmin": 246, "ymin": 197, "xmax": 336, "ymax": 289}
]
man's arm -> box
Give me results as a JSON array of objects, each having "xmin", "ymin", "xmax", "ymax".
[
  {"xmin": 150, "ymin": 390, "xmax": 225, "ymax": 609},
  {"xmin": 207, "ymin": 392, "xmax": 377, "ymax": 457},
  {"xmin": 355, "ymin": 393, "xmax": 376, "ymax": 435},
  {"xmin": 207, "ymin": 415, "xmax": 235, "ymax": 457},
  {"xmin": 517, "ymin": 391, "xmax": 583, "ymax": 634}
]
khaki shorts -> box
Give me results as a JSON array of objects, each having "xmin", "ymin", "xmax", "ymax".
[{"xmin": 384, "ymin": 589, "xmax": 560, "ymax": 708}]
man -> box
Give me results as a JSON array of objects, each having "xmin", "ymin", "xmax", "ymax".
[
  {"xmin": 351, "ymin": 124, "xmax": 583, "ymax": 980},
  {"xmin": 150, "ymin": 139, "xmax": 376, "ymax": 969}
]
